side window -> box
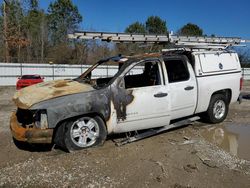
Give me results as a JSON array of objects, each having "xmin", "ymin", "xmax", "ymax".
[
  {"xmin": 124, "ymin": 61, "xmax": 162, "ymax": 89},
  {"xmin": 164, "ymin": 59, "xmax": 189, "ymax": 83}
]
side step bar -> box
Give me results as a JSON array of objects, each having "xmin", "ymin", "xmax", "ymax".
[{"xmin": 115, "ymin": 116, "xmax": 200, "ymax": 146}]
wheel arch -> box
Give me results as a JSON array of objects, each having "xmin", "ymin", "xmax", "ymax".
[
  {"xmin": 201, "ymin": 90, "xmax": 230, "ymax": 124},
  {"xmin": 52, "ymin": 112, "xmax": 107, "ymax": 147},
  {"xmin": 210, "ymin": 89, "xmax": 232, "ymax": 106},
  {"xmin": 54, "ymin": 112, "xmax": 107, "ymax": 130}
]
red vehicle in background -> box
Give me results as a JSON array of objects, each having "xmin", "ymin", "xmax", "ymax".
[{"xmin": 16, "ymin": 75, "xmax": 44, "ymax": 90}]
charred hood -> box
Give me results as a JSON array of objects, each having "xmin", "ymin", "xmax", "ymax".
[{"xmin": 13, "ymin": 79, "xmax": 94, "ymax": 109}]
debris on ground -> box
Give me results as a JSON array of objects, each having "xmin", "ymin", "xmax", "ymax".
[
  {"xmin": 179, "ymin": 140, "xmax": 197, "ymax": 145},
  {"xmin": 183, "ymin": 164, "xmax": 198, "ymax": 173},
  {"xmin": 0, "ymin": 86, "xmax": 250, "ymax": 187}
]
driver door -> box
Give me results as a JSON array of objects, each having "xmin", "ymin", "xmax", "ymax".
[{"xmin": 113, "ymin": 60, "xmax": 170, "ymax": 133}]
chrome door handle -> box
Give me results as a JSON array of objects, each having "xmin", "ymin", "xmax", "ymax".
[
  {"xmin": 154, "ymin": 92, "xmax": 168, "ymax": 98},
  {"xmin": 184, "ymin": 86, "xmax": 194, "ymax": 90}
]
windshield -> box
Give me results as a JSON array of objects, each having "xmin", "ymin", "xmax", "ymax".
[
  {"xmin": 76, "ymin": 55, "xmax": 128, "ymax": 89},
  {"xmin": 21, "ymin": 75, "xmax": 41, "ymax": 79}
]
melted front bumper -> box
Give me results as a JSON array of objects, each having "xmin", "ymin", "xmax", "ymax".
[{"xmin": 10, "ymin": 112, "xmax": 53, "ymax": 143}]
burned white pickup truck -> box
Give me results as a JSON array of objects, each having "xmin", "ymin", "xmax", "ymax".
[{"xmin": 10, "ymin": 48, "xmax": 242, "ymax": 151}]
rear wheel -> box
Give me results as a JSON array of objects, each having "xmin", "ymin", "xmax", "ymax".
[
  {"xmin": 203, "ymin": 94, "xmax": 229, "ymax": 124},
  {"xmin": 54, "ymin": 116, "xmax": 107, "ymax": 151}
]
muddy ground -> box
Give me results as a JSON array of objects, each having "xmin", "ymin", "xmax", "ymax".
[{"xmin": 0, "ymin": 82, "xmax": 250, "ymax": 188}]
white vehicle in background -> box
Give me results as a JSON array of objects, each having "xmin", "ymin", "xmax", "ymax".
[{"xmin": 10, "ymin": 31, "xmax": 246, "ymax": 151}]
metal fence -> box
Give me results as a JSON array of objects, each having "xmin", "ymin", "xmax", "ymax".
[
  {"xmin": 242, "ymin": 68, "xmax": 250, "ymax": 80},
  {"xmin": 0, "ymin": 62, "xmax": 120, "ymax": 86},
  {"xmin": 0, "ymin": 62, "xmax": 250, "ymax": 86}
]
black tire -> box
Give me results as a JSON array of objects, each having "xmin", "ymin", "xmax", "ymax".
[
  {"xmin": 55, "ymin": 116, "xmax": 107, "ymax": 152},
  {"xmin": 203, "ymin": 94, "xmax": 229, "ymax": 124}
]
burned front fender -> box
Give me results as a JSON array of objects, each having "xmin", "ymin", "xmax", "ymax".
[
  {"xmin": 10, "ymin": 88, "xmax": 111, "ymax": 144},
  {"xmin": 30, "ymin": 88, "xmax": 111, "ymax": 129}
]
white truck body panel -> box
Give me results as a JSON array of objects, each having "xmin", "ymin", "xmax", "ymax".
[
  {"xmin": 194, "ymin": 51, "xmax": 241, "ymax": 76},
  {"xmin": 197, "ymin": 53, "xmax": 239, "ymax": 73},
  {"xmin": 112, "ymin": 60, "xmax": 171, "ymax": 133},
  {"xmin": 168, "ymin": 62, "xmax": 197, "ymax": 120},
  {"xmin": 112, "ymin": 50, "xmax": 241, "ymax": 133},
  {"xmin": 195, "ymin": 73, "xmax": 241, "ymax": 113},
  {"xmin": 193, "ymin": 51, "xmax": 241, "ymax": 113},
  {"xmin": 114, "ymin": 85, "xmax": 170, "ymax": 133}
]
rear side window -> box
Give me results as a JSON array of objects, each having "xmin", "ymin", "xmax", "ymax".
[{"xmin": 164, "ymin": 59, "xmax": 189, "ymax": 83}]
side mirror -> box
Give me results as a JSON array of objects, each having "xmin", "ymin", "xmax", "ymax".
[
  {"xmin": 18, "ymin": 77, "xmax": 21, "ymax": 79},
  {"xmin": 41, "ymin": 77, "xmax": 45, "ymax": 79}
]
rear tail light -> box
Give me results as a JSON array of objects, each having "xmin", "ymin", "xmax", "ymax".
[{"xmin": 240, "ymin": 77, "xmax": 243, "ymax": 91}]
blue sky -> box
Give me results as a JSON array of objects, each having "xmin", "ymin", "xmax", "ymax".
[
  {"xmin": 37, "ymin": 0, "xmax": 250, "ymax": 39},
  {"xmin": 0, "ymin": 0, "xmax": 250, "ymax": 39},
  {"xmin": 1, "ymin": 0, "xmax": 249, "ymax": 39}
]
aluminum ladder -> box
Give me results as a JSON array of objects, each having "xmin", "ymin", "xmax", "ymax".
[{"xmin": 68, "ymin": 31, "xmax": 250, "ymax": 49}]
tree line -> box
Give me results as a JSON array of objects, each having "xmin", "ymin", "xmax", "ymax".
[
  {"xmin": 0, "ymin": 0, "xmax": 249, "ymax": 66},
  {"xmin": 0, "ymin": 0, "xmax": 85, "ymax": 64}
]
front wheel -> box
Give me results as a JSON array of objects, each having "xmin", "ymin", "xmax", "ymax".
[
  {"xmin": 203, "ymin": 94, "xmax": 229, "ymax": 124},
  {"xmin": 58, "ymin": 116, "xmax": 107, "ymax": 151}
]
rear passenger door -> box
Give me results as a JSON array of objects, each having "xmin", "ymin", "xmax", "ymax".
[{"xmin": 163, "ymin": 56, "xmax": 197, "ymax": 120}]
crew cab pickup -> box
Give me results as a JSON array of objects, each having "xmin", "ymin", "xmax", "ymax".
[{"xmin": 10, "ymin": 49, "xmax": 242, "ymax": 151}]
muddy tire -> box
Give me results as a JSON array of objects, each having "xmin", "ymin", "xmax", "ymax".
[
  {"xmin": 203, "ymin": 94, "xmax": 229, "ymax": 124},
  {"xmin": 55, "ymin": 116, "xmax": 107, "ymax": 151}
]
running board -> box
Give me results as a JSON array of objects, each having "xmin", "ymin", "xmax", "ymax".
[{"xmin": 115, "ymin": 116, "xmax": 200, "ymax": 146}]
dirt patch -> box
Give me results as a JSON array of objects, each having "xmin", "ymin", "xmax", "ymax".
[{"xmin": 0, "ymin": 85, "xmax": 250, "ymax": 187}]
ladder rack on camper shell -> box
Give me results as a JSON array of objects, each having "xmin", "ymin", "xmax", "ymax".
[{"xmin": 68, "ymin": 31, "xmax": 250, "ymax": 49}]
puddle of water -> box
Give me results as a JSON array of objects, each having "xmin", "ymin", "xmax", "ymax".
[{"xmin": 202, "ymin": 123, "xmax": 250, "ymax": 161}]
